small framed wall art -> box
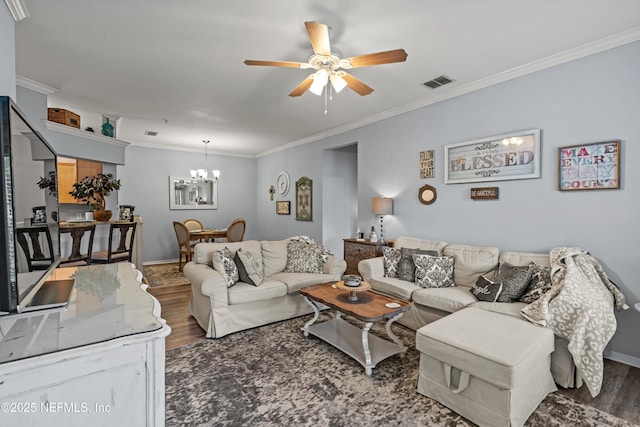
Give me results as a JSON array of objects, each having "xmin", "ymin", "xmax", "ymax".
[
  {"xmin": 419, "ymin": 150, "xmax": 434, "ymax": 178},
  {"xmin": 295, "ymin": 176, "xmax": 312, "ymax": 221},
  {"xmin": 558, "ymin": 140, "xmax": 620, "ymax": 191},
  {"xmin": 276, "ymin": 200, "xmax": 290, "ymax": 215},
  {"xmin": 444, "ymin": 129, "xmax": 541, "ymax": 184}
]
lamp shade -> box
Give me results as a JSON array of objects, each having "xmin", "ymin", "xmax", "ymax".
[{"xmin": 372, "ymin": 197, "xmax": 393, "ymax": 215}]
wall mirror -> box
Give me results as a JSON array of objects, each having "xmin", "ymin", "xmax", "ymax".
[
  {"xmin": 418, "ymin": 184, "xmax": 437, "ymax": 205},
  {"xmin": 169, "ymin": 176, "xmax": 218, "ymax": 210}
]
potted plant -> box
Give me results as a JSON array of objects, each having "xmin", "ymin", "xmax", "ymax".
[
  {"xmin": 69, "ymin": 173, "xmax": 121, "ymax": 221},
  {"xmin": 37, "ymin": 170, "xmax": 57, "ymax": 196}
]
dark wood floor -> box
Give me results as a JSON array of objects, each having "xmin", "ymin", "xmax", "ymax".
[{"xmin": 149, "ymin": 285, "xmax": 640, "ymax": 425}]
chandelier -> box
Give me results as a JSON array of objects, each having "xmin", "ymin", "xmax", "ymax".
[{"xmin": 190, "ymin": 140, "xmax": 220, "ymax": 181}]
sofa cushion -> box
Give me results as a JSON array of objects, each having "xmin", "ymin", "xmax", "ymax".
[
  {"xmin": 270, "ymin": 272, "xmax": 338, "ymax": 293},
  {"xmin": 382, "ymin": 247, "xmax": 402, "ymax": 278},
  {"xmin": 495, "ymin": 262, "xmax": 532, "ymax": 303},
  {"xmin": 227, "ymin": 278, "xmax": 288, "ymax": 305},
  {"xmin": 398, "ymin": 248, "xmax": 439, "ymax": 282},
  {"xmin": 393, "ymin": 236, "xmax": 448, "ymax": 254},
  {"xmin": 211, "ymin": 247, "xmax": 239, "ymax": 287},
  {"xmin": 285, "ymin": 240, "xmax": 324, "ymax": 273},
  {"xmin": 413, "ymin": 286, "xmax": 477, "ymax": 313},
  {"xmin": 519, "ymin": 263, "xmax": 552, "ymax": 304},
  {"xmin": 261, "ymin": 240, "xmax": 289, "ymax": 276},
  {"xmin": 235, "ymin": 248, "xmax": 264, "ymax": 286},
  {"xmin": 414, "ymin": 254, "xmax": 455, "ymax": 288},
  {"xmin": 369, "ymin": 276, "xmax": 418, "ymax": 301},
  {"xmin": 443, "ymin": 244, "xmax": 499, "ymax": 287},
  {"xmin": 470, "ymin": 275, "xmax": 503, "ymax": 302}
]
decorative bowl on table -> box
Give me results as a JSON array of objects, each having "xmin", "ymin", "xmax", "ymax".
[{"xmin": 342, "ymin": 275, "xmax": 362, "ymax": 287}]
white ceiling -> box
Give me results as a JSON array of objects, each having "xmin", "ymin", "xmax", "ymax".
[{"xmin": 13, "ymin": 0, "xmax": 640, "ymax": 157}]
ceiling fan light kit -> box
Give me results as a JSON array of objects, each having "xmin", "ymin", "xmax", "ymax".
[{"xmin": 244, "ymin": 21, "xmax": 407, "ymax": 102}]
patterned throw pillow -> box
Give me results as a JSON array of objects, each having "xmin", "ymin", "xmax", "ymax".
[
  {"xmin": 383, "ymin": 247, "xmax": 401, "ymax": 278},
  {"xmin": 413, "ymin": 254, "xmax": 455, "ymax": 288},
  {"xmin": 284, "ymin": 240, "xmax": 324, "ymax": 273},
  {"xmin": 519, "ymin": 262, "xmax": 552, "ymax": 303},
  {"xmin": 495, "ymin": 262, "xmax": 533, "ymax": 302},
  {"xmin": 470, "ymin": 275, "xmax": 503, "ymax": 302},
  {"xmin": 212, "ymin": 247, "xmax": 239, "ymax": 288},
  {"xmin": 398, "ymin": 248, "xmax": 439, "ymax": 282},
  {"xmin": 235, "ymin": 248, "xmax": 264, "ymax": 286}
]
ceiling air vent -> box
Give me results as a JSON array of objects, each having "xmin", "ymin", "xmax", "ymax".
[
  {"xmin": 423, "ymin": 75, "xmax": 453, "ymax": 89},
  {"xmin": 144, "ymin": 130, "xmax": 158, "ymax": 136}
]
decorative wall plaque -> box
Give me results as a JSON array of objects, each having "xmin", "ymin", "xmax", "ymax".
[
  {"xmin": 470, "ymin": 187, "xmax": 499, "ymax": 200},
  {"xmin": 420, "ymin": 150, "xmax": 434, "ymax": 178}
]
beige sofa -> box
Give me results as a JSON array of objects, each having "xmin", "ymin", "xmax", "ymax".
[
  {"xmin": 184, "ymin": 239, "xmax": 347, "ymax": 338},
  {"xmin": 358, "ymin": 236, "xmax": 577, "ymax": 389}
]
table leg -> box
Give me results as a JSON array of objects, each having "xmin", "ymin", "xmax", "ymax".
[
  {"xmin": 302, "ymin": 296, "xmax": 320, "ymax": 337},
  {"xmin": 362, "ymin": 322, "xmax": 373, "ymax": 375},
  {"xmin": 385, "ymin": 312, "xmax": 407, "ymax": 357}
]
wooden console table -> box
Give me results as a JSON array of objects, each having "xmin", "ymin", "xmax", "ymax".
[
  {"xmin": 343, "ymin": 238, "xmax": 391, "ymax": 275},
  {"xmin": 0, "ymin": 263, "xmax": 170, "ymax": 426}
]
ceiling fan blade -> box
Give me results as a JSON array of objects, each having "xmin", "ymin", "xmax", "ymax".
[
  {"xmin": 305, "ymin": 21, "xmax": 331, "ymax": 56},
  {"xmin": 289, "ymin": 76, "xmax": 314, "ymax": 97},
  {"xmin": 244, "ymin": 59, "xmax": 310, "ymax": 68},
  {"xmin": 344, "ymin": 49, "xmax": 408, "ymax": 68},
  {"xmin": 342, "ymin": 73, "xmax": 374, "ymax": 96}
]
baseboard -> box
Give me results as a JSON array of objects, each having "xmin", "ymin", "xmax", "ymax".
[
  {"xmin": 604, "ymin": 351, "xmax": 640, "ymax": 369},
  {"xmin": 144, "ymin": 259, "xmax": 179, "ymax": 266}
]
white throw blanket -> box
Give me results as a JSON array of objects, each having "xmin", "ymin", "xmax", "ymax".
[{"xmin": 521, "ymin": 247, "xmax": 628, "ymax": 397}]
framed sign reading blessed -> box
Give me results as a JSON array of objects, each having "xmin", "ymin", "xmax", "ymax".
[
  {"xmin": 558, "ymin": 141, "xmax": 620, "ymax": 191},
  {"xmin": 444, "ymin": 129, "xmax": 541, "ymax": 184}
]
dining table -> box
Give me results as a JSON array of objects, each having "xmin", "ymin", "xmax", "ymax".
[{"xmin": 189, "ymin": 228, "xmax": 227, "ymax": 243}]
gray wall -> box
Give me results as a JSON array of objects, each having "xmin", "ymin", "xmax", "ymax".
[
  {"xmin": 257, "ymin": 41, "xmax": 640, "ymax": 365},
  {"xmin": 0, "ymin": 5, "xmax": 15, "ymax": 99},
  {"xmin": 117, "ymin": 146, "xmax": 257, "ymax": 262}
]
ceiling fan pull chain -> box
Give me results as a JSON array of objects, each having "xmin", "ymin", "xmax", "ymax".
[{"xmin": 324, "ymin": 87, "xmax": 328, "ymax": 114}]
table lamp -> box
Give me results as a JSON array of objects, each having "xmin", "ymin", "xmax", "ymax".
[{"xmin": 372, "ymin": 197, "xmax": 393, "ymax": 243}]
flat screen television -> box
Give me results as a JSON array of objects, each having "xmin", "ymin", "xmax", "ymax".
[{"xmin": 0, "ymin": 96, "xmax": 66, "ymax": 315}]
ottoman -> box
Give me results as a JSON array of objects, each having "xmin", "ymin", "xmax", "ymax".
[{"xmin": 416, "ymin": 307, "xmax": 556, "ymax": 427}]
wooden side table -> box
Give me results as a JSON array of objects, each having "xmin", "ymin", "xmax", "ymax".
[{"xmin": 343, "ymin": 238, "xmax": 391, "ymax": 275}]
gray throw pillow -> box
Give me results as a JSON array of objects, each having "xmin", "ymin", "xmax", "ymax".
[
  {"xmin": 398, "ymin": 248, "xmax": 439, "ymax": 282},
  {"xmin": 470, "ymin": 275, "xmax": 503, "ymax": 302},
  {"xmin": 519, "ymin": 262, "xmax": 552, "ymax": 303},
  {"xmin": 212, "ymin": 247, "xmax": 239, "ymax": 288},
  {"xmin": 234, "ymin": 248, "xmax": 264, "ymax": 286},
  {"xmin": 284, "ymin": 240, "xmax": 324, "ymax": 274},
  {"xmin": 495, "ymin": 262, "xmax": 532, "ymax": 302},
  {"xmin": 383, "ymin": 247, "xmax": 401, "ymax": 278},
  {"xmin": 413, "ymin": 254, "xmax": 455, "ymax": 288}
]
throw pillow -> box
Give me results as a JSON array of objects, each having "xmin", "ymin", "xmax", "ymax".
[
  {"xmin": 212, "ymin": 247, "xmax": 239, "ymax": 288},
  {"xmin": 413, "ymin": 254, "xmax": 455, "ymax": 288},
  {"xmin": 398, "ymin": 248, "xmax": 439, "ymax": 282},
  {"xmin": 234, "ymin": 248, "xmax": 264, "ymax": 286},
  {"xmin": 382, "ymin": 247, "xmax": 401, "ymax": 278},
  {"xmin": 470, "ymin": 275, "xmax": 503, "ymax": 302},
  {"xmin": 519, "ymin": 262, "xmax": 552, "ymax": 303},
  {"xmin": 284, "ymin": 240, "xmax": 324, "ymax": 274},
  {"xmin": 495, "ymin": 262, "xmax": 533, "ymax": 302}
]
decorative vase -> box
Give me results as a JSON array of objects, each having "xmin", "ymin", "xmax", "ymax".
[
  {"xmin": 93, "ymin": 209, "xmax": 113, "ymax": 222},
  {"xmin": 101, "ymin": 118, "xmax": 114, "ymax": 138}
]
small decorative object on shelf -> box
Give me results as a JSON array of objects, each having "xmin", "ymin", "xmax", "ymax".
[
  {"xmin": 101, "ymin": 118, "xmax": 115, "ymax": 138},
  {"xmin": 32, "ymin": 206, "xmax": 47, "ymax": 224},
  {"xmin": 369, "ymin": 225, "xmax": 378, "ymax": 243},
  {"xmin": 47, "ymin": 108, "xmax": 80, "ymax": 128},
  {"xmin": 119, "ymin": 205, "xmax": 135, "ymax": 221},
  {"xmin": 85, "ymin": 126, "xmax": 95, "ymax": 133}
]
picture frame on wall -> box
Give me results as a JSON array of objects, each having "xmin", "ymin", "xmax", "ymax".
[
  {"xmin": 295, "ymin": 176, "xmax": 312, "ymax": 221},
  {"xmin": 558, "ymin": 140, "xmax": 620, "ymax": 191},
  {"xmin": 276, "ymin": 200, "xmax": 290, "ymax": 215},
  {"xmin": 444, "ymin": 129, "xmax": 541, "ymax": 184}
]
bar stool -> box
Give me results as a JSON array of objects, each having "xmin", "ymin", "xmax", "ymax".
[
  {"xmin": 59, "ymin": 224, "xmax": 96, "ymax": 266},
  {"xmin": 91, "ymin": 222, "xmax": 137, "ymax": 264}
]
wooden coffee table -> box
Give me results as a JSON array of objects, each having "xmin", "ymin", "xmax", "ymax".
[{"xmin": 299, "ymin": 282, "xmax": 410, "ymax": 375}]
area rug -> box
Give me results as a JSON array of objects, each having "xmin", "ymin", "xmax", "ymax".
[
  {"xmin": 165, "ymin": 313, "xmax": 633, "ymax": 427},
  {"xmin": 143, "ymin": 262, "xmax": 190, "ymax": 288}
]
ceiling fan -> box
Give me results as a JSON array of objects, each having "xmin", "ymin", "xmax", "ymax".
[{"xmin": 244, "ymin": 21, "xmax": 408, "ymax": 98}]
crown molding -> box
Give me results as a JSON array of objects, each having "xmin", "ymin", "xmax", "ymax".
[
  {"xmin": 258, "ymin": 26, "xmax": 640, "ymax": 158},
  {"xmin": 127, "ymin": 139, "xmax": 256, "ymax": 159},
  {"xmin": 4, "ymin": 0, "xmax": 28, "ymax": 21},
  {"xmin": 16, "ymin": 75, "xmax": 57, "ymax": 95},
  {"xmin": 43, "ymin": 120, "xmax": 130, "ymax": 148}
]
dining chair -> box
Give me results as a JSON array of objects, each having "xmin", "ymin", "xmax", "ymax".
[
  {"xmin": 16, "ymin": 225, "xmax": 55, "ymax": 272},
  {"xmin": 173, "ymin": 221, "xmax": 193, "ymax": 271},
  {"xmin": 225, "ymin": 218, "xmax": 246, "ymax": 242},
  {"xmin": 91, "ymin": 222, "xmax": 137, "ymax": 264},
  {"xmin": 59, "ymin": 224, "xmax": 97, "ymax": 266},
  {"xmin": 183, "ymin": 218, "xmax": 204, "ymax": 231}
]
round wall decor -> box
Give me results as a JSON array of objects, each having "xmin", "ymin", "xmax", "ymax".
[
  {"xmin": 418, "ymin": 184, "xmax": 437, "ymax": 205},
  {"xmin": 276, "ymin": 171, "xmax": 290, "ymax": 196}
]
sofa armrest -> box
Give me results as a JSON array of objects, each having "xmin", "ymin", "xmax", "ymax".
[
  {"xmin": 358, "ymin": 256, "xmax": 384, "ymax": 283},
  {"xmin": 183, "ymin": 261, "xmax": 229, "ymax": 306},
  {"xmin": 322, "ymin": 255, "xmax": 347, "ymax": 278}
]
